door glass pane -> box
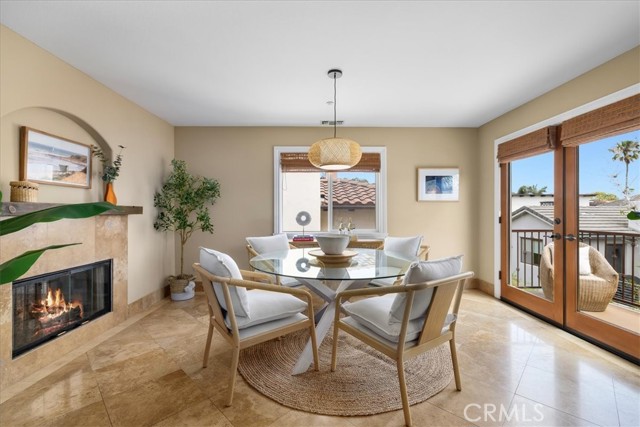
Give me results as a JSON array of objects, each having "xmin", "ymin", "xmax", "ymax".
[
  {"xmin": 508, "ymin": 152, "xmax": 554, "ymax": 301},
  {"xmin": 577, "ymin": 131, "xmax": 640, "ymax": 333}
]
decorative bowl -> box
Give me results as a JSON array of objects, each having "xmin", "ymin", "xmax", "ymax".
[{"xmin": 315, "ymin": 234, "xmax": 350, "ymax": 255}]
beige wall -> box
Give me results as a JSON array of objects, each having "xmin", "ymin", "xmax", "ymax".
[
  {"xmin": 175, "ymin": 127, "xmax": 479, "ymax": 272},
  {"xmin": 477, "ymin": 46, "xmax": 640, "ymax": 291},
  {"xmin": 0, "ymin": 25, "xmax": 175, "ymax": 303}
]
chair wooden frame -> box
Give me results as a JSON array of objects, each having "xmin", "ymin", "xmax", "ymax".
[
  {"xmin": 331, "ymin": 271, "xmax": 473, "ymax": 427},
  {"xmin": 193, "ymin": 263, "xmax": 319, "ymax": 406}
]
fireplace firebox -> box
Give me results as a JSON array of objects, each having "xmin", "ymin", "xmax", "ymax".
[{"xmin": 12, "ymin": 260, "xmax": 112, "ymax": 358}]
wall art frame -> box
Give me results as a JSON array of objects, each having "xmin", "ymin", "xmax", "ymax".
[
  {"xmin": 417, "ymin": 167, "xmax": 459, "ymax": 201},
  {"xmin": 20, "ymin": 126, "xmax": 92, "ymax": 188}
]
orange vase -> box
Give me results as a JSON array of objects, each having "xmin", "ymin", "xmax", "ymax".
[{"xmin": 104, "ymin": 182, "xmax": 117, "ymax": 205}]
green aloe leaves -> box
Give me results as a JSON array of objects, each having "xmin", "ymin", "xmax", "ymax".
[{"xmin": 0, "ymin": 202, "xmax": 116, "ymax": 284}]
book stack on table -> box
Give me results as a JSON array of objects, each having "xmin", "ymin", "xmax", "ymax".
[{"xmin": 292, "ymin": 235, "xmax": 314, "ymax": 242}]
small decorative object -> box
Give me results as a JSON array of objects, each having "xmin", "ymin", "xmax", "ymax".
[
  {"xmin": 338, "ymin": 217, "xmax": 356, "ymax": 240},
  {"xmin": 154, "ymin": 159, "xmax": 221, "ymax": 300},
  {"xmin": 315, "ymin": 234, "xmax": 350, "ymax": 255},
  {"xmin": 92, "ymin": 144, "xmax": 125, "ymax": 204},
  {"xmin": 293, "ymin": 210, "xmax": 314, "ymax": 241},
  {"xmin": 308, "ymin": 249, "xmax": 357, "ymax": 265},
  {"xmin": 9, "ymin": 181, "xmax": 39, "ymax": 202},
  {"xmin": 417, "ymin": 168, "xmax": 460, "ymax": 201},
  {"xmin": 20, "ymin": 126, "xmax": 92, "ymax": 188},
  {"xmin": 296, "ymin": 257, "xmax": 311, "ymax": 272}
]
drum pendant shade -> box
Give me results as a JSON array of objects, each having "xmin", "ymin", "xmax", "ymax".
[{"xmin": 309, "ymin": 69, "xmax": 362, "ymax": 170}]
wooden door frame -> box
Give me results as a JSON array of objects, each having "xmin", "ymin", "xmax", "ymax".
[
  {"xmin": 564, "ymin": 147, "xmax": 640, "ymax": 360},
  {"xmin": 499, "ymin": 153, "xmax": 564, "ymax": 324}
]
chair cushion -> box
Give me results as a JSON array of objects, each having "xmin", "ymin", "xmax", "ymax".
[
  {"xmin": 384, "ymin": 236, "xmax": 423, "ymax": 258},
  {"xmin": 343, "ymin": 294, "xmax": 458, "ymax": 343},
  {"xmin": 230, "ymin": 289, "xmax": 308, "ymax": 329},
  {"xmin": 343, "ymin": 294, "xmax": 423, "ymax": 342},
  {"xmin": 389, "ymin": 255, "xmax": 463, "ymax": 323},
  {"xmin": 579, "ymin": 245, "xmax": 592, "ymax": 275},
  {"xmin": 200, "ymin": 247, "xmax": 250, "ymax": 318},
  {"xmin": 246, "ymin": 233, "xmax": 290, "ymax": 254}
]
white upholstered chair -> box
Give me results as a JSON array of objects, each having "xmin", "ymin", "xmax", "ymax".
[
  {"xmin": 246, "ymin": 233, "xmax": 302, "ymax": 287},
  {"xmin": 370, "ymin": 235, "xmax": 428, "ymax": 287},
  {"xmin": 331, "ymin": 255, "xmax": 473, "ymax": 427},
  {"xmin": 193, "ymin": 247, "xmax": 319, "ymax": 406}
]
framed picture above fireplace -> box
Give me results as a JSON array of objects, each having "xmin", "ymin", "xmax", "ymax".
[{"xmin": 20, "ymin": 126, "xmax": 92, "ymax": 188}]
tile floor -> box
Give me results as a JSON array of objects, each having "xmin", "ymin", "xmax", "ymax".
[{"xmin": 0, "ymin": 290, "xmax": 638, "ymax": 427}]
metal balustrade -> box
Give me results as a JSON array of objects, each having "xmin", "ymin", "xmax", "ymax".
[{"xmin": 510, "ymin": 229, "xmax": 639, "ymax": 309}]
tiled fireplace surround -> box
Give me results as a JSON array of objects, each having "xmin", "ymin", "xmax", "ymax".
[{"xmin": 0, "ymin": 208, "xmax": 138, "ymax": 392}]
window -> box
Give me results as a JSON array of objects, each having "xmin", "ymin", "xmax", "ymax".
[
  {"xmin": 274, "ymin": 147, "xmax": 386, "ymax": 236},
  {"xmin": 520, "ymin": 237, "xmax": 542, "ymax": 265}
]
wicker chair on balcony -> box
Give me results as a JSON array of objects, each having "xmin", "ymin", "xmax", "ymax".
[{"xmin": 540, "ymin": 242, "xmax": 619, "ymax": 312}]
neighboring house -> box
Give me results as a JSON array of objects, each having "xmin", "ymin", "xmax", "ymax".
[
  {"xmin": 510, "ymin": 204, "xmax": 639, "ymax": 298},
  {"xmin": 510, "ymin": 193, "xmax": 595, "ymax": 211},
  {"xmin": 320, "ymin": 177, "xmax": 376, "ymax": 230}
]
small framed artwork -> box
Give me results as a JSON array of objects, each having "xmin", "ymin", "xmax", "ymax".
[
  {"xmin": 20, "ymin": 126, "xmax": 92, "ymax": 188},
  {"xmin": 417, "ymin": 168, "xmax": 459, "ymax": 201}
]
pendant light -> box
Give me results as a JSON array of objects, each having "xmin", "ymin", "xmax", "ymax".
[{"xmin": 308, "ymin": 69, "xmax": 362, "ymax": 170}]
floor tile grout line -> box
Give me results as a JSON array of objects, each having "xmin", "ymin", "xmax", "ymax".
[
  {"xmin": 0, "ymin": 298, "xmax": 169, "ymax": 405},
  {"xmin": 512, "ymin": 392, "xmax": 606, "ymax": 427}
]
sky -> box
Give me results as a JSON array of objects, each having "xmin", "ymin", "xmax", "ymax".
[{"xmin": 511, "ymin": 130, "xmax": 640, "ymax": 196}]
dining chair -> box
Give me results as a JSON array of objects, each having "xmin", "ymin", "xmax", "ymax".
[
  {"xmin": 331, "ymin": 255, "xmax": 473, "ymax": 427},
  {"xmin": 194, "ymin": 247, "xmax": 319, "ymax": 406},
  {"xmin": 246, "ymin": 233, "xmax": 302, "ymax": 287},
  {"xmin": 369, "ymin": 235, "xmax": 426, "ymax": 287}
]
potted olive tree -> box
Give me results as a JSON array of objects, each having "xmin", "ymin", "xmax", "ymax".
[{"xmin": 153, "ymin": 159, "xmax": 221, "ymax": 300}]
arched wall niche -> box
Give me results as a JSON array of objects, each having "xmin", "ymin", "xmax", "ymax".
[{"xmin": 1, "ymin": 106, "xmax": 114, "ymax": 203}]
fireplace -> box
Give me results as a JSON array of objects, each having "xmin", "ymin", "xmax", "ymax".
[{"xmin": 12, "ymin": 260, "xmax": 112, "ymax": 358}]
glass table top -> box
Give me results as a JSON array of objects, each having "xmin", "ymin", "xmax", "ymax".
[{"xmin": 249, "ymin": 248, "xmax": 417, "ymax": 282}]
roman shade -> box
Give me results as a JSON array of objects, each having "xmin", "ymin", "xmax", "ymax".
[
  {"xmin": 280, "ymin": 152, "xmax": 380, "ymax": 172},
  {"xmin": 561, "ymin": 94, "xmax": 640, "ymax": 147},
  {"xmin": 497, "ymin": 126, "xmax": 558, "ymax": 164}
]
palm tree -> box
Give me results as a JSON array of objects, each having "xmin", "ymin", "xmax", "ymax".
[
  {"xmin": 609, "ymin": 139, "xmax": 640, "ymax": 202},
  {"xmin": 516, "ymin": 184, "xmax": 547, "ymax": 196}
]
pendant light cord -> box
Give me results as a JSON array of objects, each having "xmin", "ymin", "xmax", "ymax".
[{"xmin": 333, "ymin": 72, "xmax": 337, "ymax": 138}]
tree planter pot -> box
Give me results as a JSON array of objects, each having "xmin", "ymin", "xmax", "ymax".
[{"xmin": 168, "ymin": 276, "xmax": 195, "ymax": 301}]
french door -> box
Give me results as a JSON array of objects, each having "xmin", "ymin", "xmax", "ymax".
[{"xmin": 500, "ymin": 121, "xmax": 640, "ymax": 361}]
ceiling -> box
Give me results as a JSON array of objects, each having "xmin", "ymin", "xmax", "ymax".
[{"xmin": 1, "ymin": 1, "xmax": 638, "ymax": 127}]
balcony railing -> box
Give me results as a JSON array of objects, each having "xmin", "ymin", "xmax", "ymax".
[{"xmin": 511, "ymin": 229, "xmax": 639, "ymax": 309}]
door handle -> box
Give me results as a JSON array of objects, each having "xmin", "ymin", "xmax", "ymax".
[
  {"xmin": 545, "ymin": 233, "xmax": 562, "ymax": 240},
  {"xmin": 565, "ymin": 234, "xmax": 576, "ymax": 241}
]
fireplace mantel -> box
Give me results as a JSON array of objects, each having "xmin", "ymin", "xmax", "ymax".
[{"xmin": 1, "ymin": 202, "xmax": 142, "ymax": 217}]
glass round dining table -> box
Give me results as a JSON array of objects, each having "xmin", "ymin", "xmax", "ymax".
[{"xmin": 250, "ymin": 248, "xmax": 417, "ymax": 374}]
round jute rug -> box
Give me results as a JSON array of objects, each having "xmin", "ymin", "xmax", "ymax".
[{"xmin": 237, "ymin": 329, "xmax": 453, "ymax": 416}]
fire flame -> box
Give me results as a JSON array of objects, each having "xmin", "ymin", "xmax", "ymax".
[{"xmin": 33, "ymin": 287, "xmax": 83, "ymax": 320}]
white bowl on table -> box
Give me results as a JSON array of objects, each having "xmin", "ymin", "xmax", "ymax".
[{"xmin": 315, "ymin": 234, "xmax": 350, "ymax": 255}]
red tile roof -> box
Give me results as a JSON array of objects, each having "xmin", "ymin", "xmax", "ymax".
[{"xmin": 320, "ymin": 177, "xmax": 375, "ymax": 207}]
